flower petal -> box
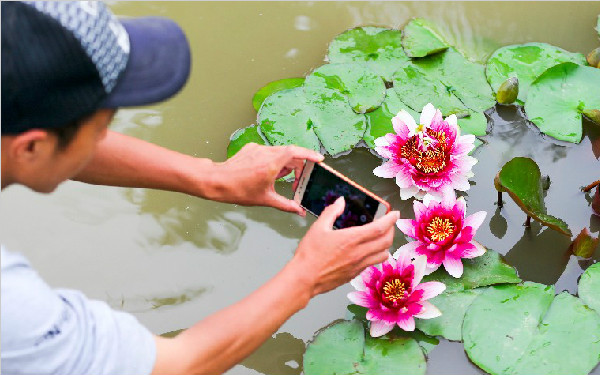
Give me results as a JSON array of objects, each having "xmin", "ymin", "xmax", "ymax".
[
  {"xmin": 347, "ymin": 291, "xmax": 378, "ymax": 308},
  {"xmin": 394, "ymin": 110, "xmax": 417, "ymax": 135},
  {"xmin": 374, "ymin": 161, "xmax": 402, "ymax": 178},
  {"xmin": 350, "ymin": 275, "xmax": 366, "ymax": 291},
  {"xmin": 396, "ymin": 219, "xmax": 417, "ymax": 238},
  {"xmin": 393, "ymin": 242, "xmax": 419, "ymax": 267},
  {"xmin": 445, "ymin": 114, "xmax": 458, "ymax": 127},
  {"xmin": 400, "ymin": 185, "xmax": 420, "ymax": 200},
  {"xmin": 395, "ymin": 168, "xmax": 415, "ymax": 189},
  {"xmin": 374, "ymin": 136, "xmax": 391, "ymax": 148},
  {"xmin": 414, "ymin": 301, "xmax": 442, "ymax": 319},
  {"xmin": 414, "ymin": 281, "xmax": 446, "ymax": 300},
  {"xmin": 411, "ymin": 255, "xmax": 428, "ymax": 287},
  {"xmin": 464, "ymin": 211, "xmax": 487, "ymax": 232},
  {"xmin": 396, "ymin": 315, "xmax": 416, "ymax": 331},
  {"xmin": 370, "ymin": 320, "xmax": 395, "ymax": 337},
  {"xmin": 462, "ymin": 240, "xmax": 486, "ymax": 258},
  {"xmin": 420, "ymin": 103, "xmax": 436, "ymax": 127},
  {"xmin": 443, "ymin": 256, "xmax": 464, "ymax": 278}
]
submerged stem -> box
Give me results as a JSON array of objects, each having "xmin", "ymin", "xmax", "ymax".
[
  {"xmin": 497, "ymin": 191, "xmax": 503, "ymax": 208},
  {"xmin": 525, "ymin": 216, "xmax": 531, "ymax": 227}
]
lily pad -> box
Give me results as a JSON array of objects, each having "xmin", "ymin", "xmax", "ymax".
[
  {"xmin": 303, "ymin": 320, "xmax": 426, "ymax": 375},
  {"xmin": 494, "ymin": 157, "xmax": 571, "ymax": 236},
  {"xmin": 463, "ymin": 283, "xmax": 600, "ymax": 375},
  {"xmin": 411, "ymin": 48, "xmax": 496, "ymax": 113},
  {"xmin": 304, "ymin": 63, "xmax": 386, "ymax": 113},
  {"xmin": 226, "ymin": 124, "xmax": 268, "ymax": 158},
  {"xmin": 327, "ymin": 27, "xmax": 410, "ymax": 81},
  {"xmin": 363, "ymin": 88, "xmax": 418, "ymax": 149},
  {"xmin": 525, "ymin": 62, "xmax": 600, "ymax": 143},
  {"xmin": 401, "ymin": 18, "xmax": 449, "ymax": 58},
  {"xmin": 579, "ymin": 262, "xmax": 600, "ymax": 314},
  {"xmin": 457, "ymin": 111, "xmax": 488, "ymax": 136},
  {"xmin": 252, "ymin": 78, "xmax": 305, "ymax": 112},
  {"xmin": 569, "ymin": 228, "xmax": 599, "ymax": 258},
  {"xmin": 486, "ymin": 43, "xmax": 586, "ymax": 105}
]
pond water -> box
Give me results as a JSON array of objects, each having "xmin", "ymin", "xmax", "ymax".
[{"xmin": 2, "ymin": 2, "xmax": 600, "ymax": 374}]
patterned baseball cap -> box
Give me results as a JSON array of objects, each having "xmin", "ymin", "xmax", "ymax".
[{"xmin": 1, "ymin": 1, "xmax": 191, "ymax": 134}]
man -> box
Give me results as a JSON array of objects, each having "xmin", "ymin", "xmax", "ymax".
[{"xmin": 1, "ymin": 2, "xmax": 398, "ymax": 374}]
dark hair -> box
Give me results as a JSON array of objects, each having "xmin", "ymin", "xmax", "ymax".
[{"xmin": 45, "ymin": 119, "xmax": 84, "ymax": 149}]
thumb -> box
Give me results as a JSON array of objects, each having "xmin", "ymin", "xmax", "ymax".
[
  {"xmin": 318, "ymin": 197, "xmax": 346, "ymax": 228},
  {"xmin": 265, "ymin": 192, "xmax": 304, "ymax": 215}
]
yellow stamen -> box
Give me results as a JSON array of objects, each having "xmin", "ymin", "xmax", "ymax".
[
  {"xmin": 400, "ymin": 129, "xmax": 448, "ymax": 174},
  {"xmin": 427, "ymin": 217, "xmax": 455, "ymax": 242},
  {"xmin": 382, "ymin": 279, "xmax": 407, "ymax": 302}
]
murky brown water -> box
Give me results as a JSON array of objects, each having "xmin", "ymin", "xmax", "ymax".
[{"xmin": 2, "ymin": 2, "xmax": 600, "ymax": 374}]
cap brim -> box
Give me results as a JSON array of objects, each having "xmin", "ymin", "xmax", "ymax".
[{"xmin": 101, "ymin": 17, "xmax": 191, "ymax": 108}]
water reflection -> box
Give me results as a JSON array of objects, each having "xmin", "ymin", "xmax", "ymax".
[{"xmin": 241, "ymin": 333, "xmax": 305, "ymax": 375}]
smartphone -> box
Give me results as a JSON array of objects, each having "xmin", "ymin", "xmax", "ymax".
[{"xmin": 294, "ymin": 161, "xmax": 391, "ymax": 229}]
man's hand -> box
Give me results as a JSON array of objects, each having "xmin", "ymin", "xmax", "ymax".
[
  {"xmin": 291, "ymin": 197, "xmax": 400, "ymax": 297},
  {"xmin": 208, "ymin": 143, "xmax": 323, "ymax": 215}
]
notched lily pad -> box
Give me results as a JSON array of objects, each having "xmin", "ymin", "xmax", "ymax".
[
  {"xmin": 303, "ymin": 320, "xmax": 426, "ymax": 375},
  {"xmin": 525, "ymin": 62, "xmax": 600, "ymax": 143},
  {"xmin": 579, "ymin": 263, "xmax": 600, "ymax": 314},
  {"xmin": 327, "ymin": 26, "xmax": 410, "ymax": 81},
  {"xmin": 463, "ymin": 283, "xmax": 600, "ymax": 375},
  {"xmin": 252, "ymin": 78, "xmax": 305, "ymax": 112},
  {"xmin": 457, "ymin": 111, "xmax": 488, "ymax": 136},
  {"xmin": 364, "ymin": 88, "xmax": 418, "ymax": 149},
  {"xmin": 304, "ymin": 63, "xmax": 386, "ymax": 113},
  {"xmin": 486, "ymin": 43, "xmax": 586, "ymax": 104},
  {"xmin": 401, "ymin": 18, "xmax": 449, "ymax": 58},
  {"xmin": 226, "ymin": 124, "xmax": 268, "ymax": 158},
  {"xmin": 494, "ymin": 157, "xmax": 571, "ymax": 236},
  {"xmin": 569, "ymin": 228, "xmax": 599, "ymax": 258}
]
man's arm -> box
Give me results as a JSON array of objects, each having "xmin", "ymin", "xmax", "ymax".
[
  {"xmin": 152, "ymin": 198, "xmax": 399, "ymax": 375},
  {"xmin": 73, "ymin": 130, "xmax": 323, "ymax": 215}
]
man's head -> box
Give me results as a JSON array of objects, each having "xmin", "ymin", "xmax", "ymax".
[{"xmin": 1, "ymin": 1, "xmax": 191, "ymax": 192}]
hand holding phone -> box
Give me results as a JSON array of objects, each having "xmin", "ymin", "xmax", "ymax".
[{"xmin": 294, "ymin": 161, "xmax": 391, "ymax": 229}]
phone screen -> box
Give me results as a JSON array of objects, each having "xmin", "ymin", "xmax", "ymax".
[{"xmin": 301, "ymin": 163, "xmax": 380, "ymax": 229}]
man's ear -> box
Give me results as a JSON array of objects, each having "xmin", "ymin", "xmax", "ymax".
[{"xmin": 9, "ymin": 130, "xmax": 57, "ymax": 163}]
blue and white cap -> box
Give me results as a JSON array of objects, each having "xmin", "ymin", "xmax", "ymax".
[{"xmin": 2, "ymin": 1, "xmax": 191, "ymax": 134}]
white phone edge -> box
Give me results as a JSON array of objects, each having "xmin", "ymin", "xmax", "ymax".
[{"xmin": 293, "ymin": 160, "xmax": 315, "ymax": 205}]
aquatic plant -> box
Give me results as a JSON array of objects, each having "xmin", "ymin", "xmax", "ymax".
[
  {"xmin": 373, "ymin": 103, "xmax": 478, "ymax": 204},
  {"xmin": 347, "ymin": 253, "xmax": 445, "ymax": 337},
  {"xmin": 395, "ymin": 193, "xmax": 487, "ymax": 277}
]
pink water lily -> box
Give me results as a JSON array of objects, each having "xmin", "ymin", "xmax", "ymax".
[
  {"xmin": 373, "ymin": 103, "xmax": 478, "ymax": 205},
  {"xmin": 394, "ymin": 193, "xmax": 487, "ymax": 278},
  {"xmin": 348, "ymin": 253, "xmax": 446, "ymax": 337}
]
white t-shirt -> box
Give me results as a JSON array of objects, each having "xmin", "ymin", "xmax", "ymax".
[{"xmin": 1, "ymin": 246, "xmax": 156, "ymax": 375}]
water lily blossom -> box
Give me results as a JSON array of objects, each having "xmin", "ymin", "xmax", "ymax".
[
  {"xmin": 373, "ymin": 103, "xmax": 478, "ymax": 204},
  {"xmin": 395, "ymin": 193, "xmax": 487, "ymax": 278},
  {"xmin": 347, "ymin": 253, "xmax": 446, "ymax": 337}
]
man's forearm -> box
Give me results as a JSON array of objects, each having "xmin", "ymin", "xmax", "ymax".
[
  {"xmin": 73, "ymin": 130, "xmax": 219, "ymax": 198},
  {"xmin": 153, "ymin": 257, "xmax": 313, "ymax": 375}
]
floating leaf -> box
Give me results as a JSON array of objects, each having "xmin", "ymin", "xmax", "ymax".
[
  {"xmin": 569, "ymin": 228, "xmax": 599, "ymax": 258},
  {"xmin": 494, "ymin": 157, "xmax": 571, "ymax": 236},
  {"xmin": 303, "ymin": 320, "xmax": 426, "ymax": 375},
  {"xmin": 584, "ymin": 109, "xmax": 600, "ymax": 126},
  {"xmin": 579, "ymin": 263, "xmax": 600, "ymax": 314},
  {"xmin": 486, "ymin": 43, "xmax": 586, "ymax": 104},
  {"xmin": 305, "ymin": 63, "xmax": 386, "ymax": 113},
  {"xmin": 457, "ymin": 111, "xmax": 488, "ymax": 136},
  {"xmin": 496, "ymin": 77, "xmax": 519, "ymax": 105},
  {"xmin": 401, "ymin": 18, "xmax": 449, "ymax": 58},
  {"xmin": 252, "ymin": 78, "xmax": 305, "ymax": 111},
  {"xmin": 363, "ymin": 88, "xmax": 418, "ymax": 149},
  {"xmin": 587, "ymin": 47, "xmax": 600, "ymax": 68},
  {"xmin": 226, "ymin": 124, "xmax": 268, "ymax": 158},
  {"xmin": 525, "ymin": 62, "xmax": 600, "ymax": 143},
  {"xmin": 327, "ymin": 27, "xmax": 409, "ymax": 81},
  {"xmin": 463, "ymin": 283, "xmax": 600, "ymax": 375}
]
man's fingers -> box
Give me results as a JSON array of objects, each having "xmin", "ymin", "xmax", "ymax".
[
  {"xmin": 357, "ymin": 249, "xmax": 390, "ymax": 271},
  {"xmin": 348, "ymin": 211, "xmax": 399, "ymax": 243},
  {"xmin": 265, "ymin": 192, "xmax": 305, "ymax": 216},
  {"xmin": 317, "ymin": 197, "xmax": 345, "ymax": 228}
]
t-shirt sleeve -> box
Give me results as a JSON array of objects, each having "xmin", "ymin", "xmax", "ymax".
[{"xmin": 1, "ymin": 247, "xmax": 156, "ymax": 375}]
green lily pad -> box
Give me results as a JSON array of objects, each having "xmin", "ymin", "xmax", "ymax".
[
  {"xmin": 457, "ymin": 111, "xmax": 488, "ymax": 136},
  {"xmin": 303, "ymin": 320, "xmax": 426, "ymax": 375},
  {"xmin": 411, "ymin": 48, "xmax": 496, "ymax": 113},
  {"xmin": 579, "ymin": 263, "xmax": 600, "ymax": 314},
  {"xmin": 252, "ymin": 78, "xmax": 305, "ymax": 112},
  {"xmin": 525, "ymin": 62, "xmax": 600, "ymax": 143},
  {"xmin": 569, "ymin": 228, "xmax": 599, "ymax": 258},
  {"xmin": 486, "ymin": 43, "xmax": 586, "ymax": 105},
  {"xmin": 327, "ymin": 27, "xmax": 410, "ymax": 81},
  {"xmin": 305, "ymin": 87, "xmax": 367, "ymax": 155},
  {"xmin": 463, "ymin": 283, "xmax": 600, "ymax": 375},
  {"xmin": 422, "ymin": 249, "xmax": 521, "ymax": 293},
  {"xmin": 401, "ymin": 18, "xmax": 449, "ymax": 58},
  {"xmin": 226, "ymin": 124, "xmax": 268, "ymax": 158},
  {"xmin": 363, "ymin": 88, "xmax": 418, "ymax": 149},
  {"xmin": 305, "ymin": 63, "xmax": 386, "ymax": 113},
  {"xmin": 470, "ymin": 138, "xmax": 484, "ymax": 155},
  {"xmin": 392, "ymin": 62, "xmax": 468, "ymax": 116},
  {"xmin": 494, "ymin": 157, "xmax": 571, "ymax": 236}
]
